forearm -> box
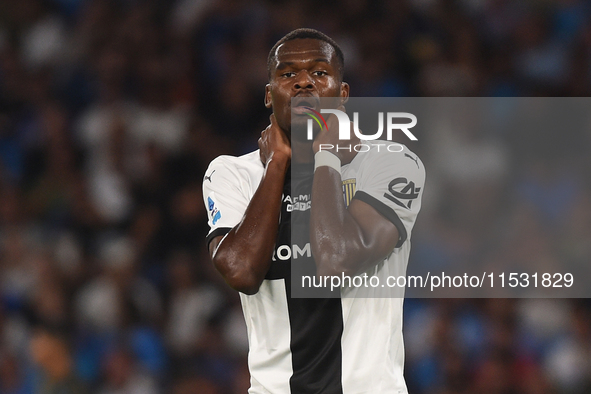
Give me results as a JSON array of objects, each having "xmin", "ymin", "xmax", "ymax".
[
  {"xmin": 310, "ymin": 166, "xmax": 369, "ymax": 277},
  {"xmin": 213, "ymin": 158, "xmax": 288, "ymax": 294}
]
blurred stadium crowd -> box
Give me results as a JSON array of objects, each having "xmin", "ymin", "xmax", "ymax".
[{"xmin": 0, "ymin": 0, "xmax": 590, "ymax": 393}]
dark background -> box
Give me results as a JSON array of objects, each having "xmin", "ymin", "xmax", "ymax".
[{"xmin": 0, "ymin": 0, "xmax": 590, "ymax": 393}]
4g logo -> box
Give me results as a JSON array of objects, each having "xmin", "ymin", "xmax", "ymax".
[
  {"xmin": 304, "ymin": 108, "xmax": 418, "ymax": 141},
  {"xmin": 384, "ymin": 177, "xmax": 420, "ymax": 209}
]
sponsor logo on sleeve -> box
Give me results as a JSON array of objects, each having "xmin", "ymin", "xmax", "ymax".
[
  {"xmin": 204, "ymin": 170, "xmax": 215, "ymax": 182},
  {"xmin": 404, "ymin": 153, "xmax": 420, "ymax": 168},
  {"xmin": 384, "ymin": 177, "xmax": 420, "ymax": 209}
]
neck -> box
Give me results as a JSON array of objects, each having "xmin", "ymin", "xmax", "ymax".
[{"xmin": 291, "ymin": 138, "xmax": 315, "ymax": 164}]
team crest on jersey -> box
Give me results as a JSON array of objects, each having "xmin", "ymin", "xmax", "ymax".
[
  {"xmin": 342, "ymin": 179, "xmax": 356, "ymax": 207},
  {"xmin": 207, "ymin": 195, "xmax": 221, "ymax": 225}
]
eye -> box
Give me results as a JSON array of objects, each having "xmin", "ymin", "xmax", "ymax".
[
  {"xmin": 313, "ymin": 70, "xmax": 327, "ymax": 77},
  {"xmin": 282, "ymin": 72, "xmax": 296, "ymax": 78}
]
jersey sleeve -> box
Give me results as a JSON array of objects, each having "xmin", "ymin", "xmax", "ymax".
[
  {"xmin": 202, "ymin": 157, "xmax": 251, "ymax": 248},
  {"xmin": 352, "ymin": 146, "xmax": 425, "ymax": 248}
]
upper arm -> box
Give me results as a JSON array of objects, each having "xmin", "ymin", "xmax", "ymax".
[
  {"xmin": 208, "ymin": 235, "xmax": 224, "ymax": 258},
  {"xmin": 202, "ymin": 159, "xmax": 250, "ymax": 252}
]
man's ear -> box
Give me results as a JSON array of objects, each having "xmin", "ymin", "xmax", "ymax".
[
  {"xmin": 340, "ymin": 82, "xmax": 350, "ymax": 105},
  {"xmin": 264, "ymin": 84, "xmax": 272, "ymax": 108}
]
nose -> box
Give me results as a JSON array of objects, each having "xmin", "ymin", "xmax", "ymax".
[{"xmin": 293, "ymin": 71, "xmax": 314, "ymax": 91}]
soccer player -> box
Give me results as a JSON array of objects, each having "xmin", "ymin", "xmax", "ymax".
[{"xmin": 203, "ymin": 28, "xmax": 425, "ymax": 394}]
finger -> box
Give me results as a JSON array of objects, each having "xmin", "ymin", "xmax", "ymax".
[
  {"xmin": 326, "ymin": 113, "xmax": 340, "ymax": 132},
  {"xmin": 260, "ymin": 125, "xmax": 270, "ymax": 141},
  {"xmin": 258, "ymin": 138, "xmax": 267, "ymax": 165}
]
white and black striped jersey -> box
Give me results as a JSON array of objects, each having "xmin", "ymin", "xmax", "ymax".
[{"xmin": 203, "ymin": 141, "xmax": 425, "ymax": 394}]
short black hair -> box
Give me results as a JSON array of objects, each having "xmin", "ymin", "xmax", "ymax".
[{"xmin": 267, "ymin": 28, "xmax": 345, "ymax": 82}]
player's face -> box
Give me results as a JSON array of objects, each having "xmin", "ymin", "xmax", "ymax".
[{"xmin": 265, "ymin": 39, "xmax": 349, "ymax": 138}]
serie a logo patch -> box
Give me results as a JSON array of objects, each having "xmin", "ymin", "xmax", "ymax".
[
  {"xmin": 207, "ymin": 195, "xmax": 221, "ymax": 225},
  {"xmin": 342, "ymin": 179, "xmax": 356, "ymax": 207}
]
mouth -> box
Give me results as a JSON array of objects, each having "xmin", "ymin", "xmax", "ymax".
[{"xmin": 291, "ymin": 96, "xmax": 320, "ymax": 115}]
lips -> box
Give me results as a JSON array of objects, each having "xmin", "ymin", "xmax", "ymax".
[
  {"xmin": 292, "ymin": 105, "xmax": 313, "ymax": 115},
  {"xmin": 295, "ymin": 98, "xmax": 315, "ymax": 107},
  {"xmin": 291, "ymin": 95, "xmax": 320, "ymax": 114}
]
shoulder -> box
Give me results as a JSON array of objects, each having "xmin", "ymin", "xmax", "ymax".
[
  {"xmin": 353, "ymin": 141, "xmax": 425, "ymax": 177},
  {"xmin": 205, "ymin": 150, "xmax": 264, "ymax": 181},
  {"xmin": 207, "ymin": 150, "xmax": 263, "ymax": 173}
]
